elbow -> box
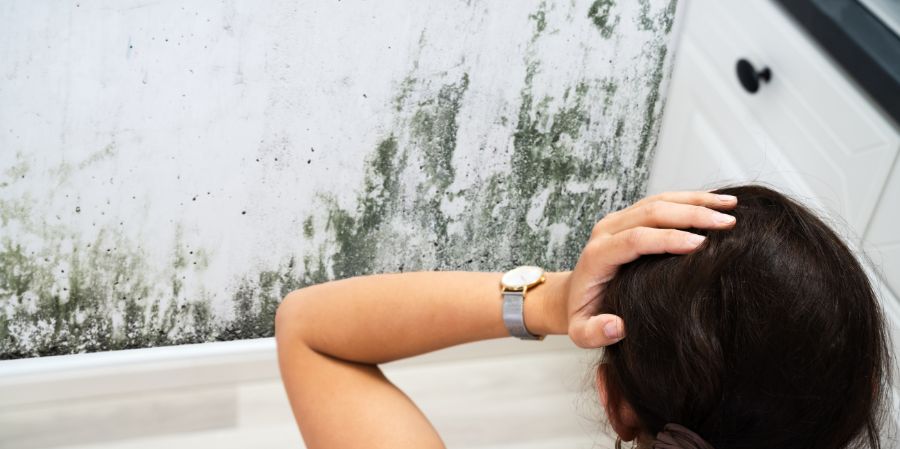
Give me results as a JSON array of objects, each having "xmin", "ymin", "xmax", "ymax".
[{"xmin": 275, "ymin": 290, "xmax": 306, "ymax": 346}]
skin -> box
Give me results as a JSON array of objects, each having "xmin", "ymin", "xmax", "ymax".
[{"xmin": 275, "ymin": 190, "xmax": 738, "ymax": 448}]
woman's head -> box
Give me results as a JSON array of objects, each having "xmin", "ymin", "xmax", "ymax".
[{"xmin": 597, "ymin": 184, "xmax": 892, "ymax": 449}]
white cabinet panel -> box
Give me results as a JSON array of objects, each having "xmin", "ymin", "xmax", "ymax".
[
  {"xmin": 649, "ymin": 0, "xmax": 900, "ymax": 238},
  {"xmin": 865, "ymin": 156, "xmax": 900, "ymax": 298},
  {"xmin": 648, "ymin": 2, "xmax": 900, "ymax": 432},
  {"xmin": 649, "ymin": 32, "xmax": 823, "ymax": 215}
]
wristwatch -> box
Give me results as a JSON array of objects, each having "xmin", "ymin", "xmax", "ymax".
[{"xmin": 500, "ymin": 265, "xmax": 546, "ymax": 341}]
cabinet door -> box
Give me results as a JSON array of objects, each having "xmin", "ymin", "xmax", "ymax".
[
  {"xmin": 873, "ymin": 275, "xmax": 900, "ymax": 410},
  {"xmin": 648, "ymin": 0, "xmax": 899, "ymax": 240},
  {"xmin": 647, "ymin": 35, "xmax": 813, "ymax": 206},
  {"xmin": 864, "ymin": 160, "xmax": 900, "ymax": 299},
  {"xmin": 649, "ymin": 0, "xmax": 900, "ymax": 305},
  {"xmin": 875, "ymin": 279, "xmax": 900, "ymax": 434}
]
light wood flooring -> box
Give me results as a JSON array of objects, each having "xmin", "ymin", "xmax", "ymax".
[{"xmin": 0, "ymin": 339, "xmax": 618, "ymax": 449}]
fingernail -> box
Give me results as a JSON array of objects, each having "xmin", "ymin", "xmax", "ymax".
[
  {"xmin": 687, "ymin": 234, "xmax": 706, "ymax": 246},
  {"xmin": 713, "ymin": 212, "xmax": 736, "ymax": 224},
  {"xmin": 717, "ymin": 194, "xmax": 737, "ymax": 203},
  {"xmin": 603, "ymin": 320, "xmax": 622, "ymax": 339}
]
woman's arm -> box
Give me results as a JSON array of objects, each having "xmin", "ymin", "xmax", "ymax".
[
  {"xmin": 274, "ymin": 270, "xmax": 569, "ymax": 449},
  {"xmin": 277, "ymin": 270, "xmax": 570, "ymax": 364},
  {"xmin": 275, "ymin": 190, "xmax": 738, "ymax": 449}
]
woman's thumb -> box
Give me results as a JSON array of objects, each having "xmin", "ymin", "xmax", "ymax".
[{"xmin": 569, "ymin": 313, "xmax": 625, "ymax": 348}]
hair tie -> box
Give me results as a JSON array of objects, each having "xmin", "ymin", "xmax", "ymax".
[{"xmin": 652, "ymin": 423, "xmax": 714, "ymax": 449}]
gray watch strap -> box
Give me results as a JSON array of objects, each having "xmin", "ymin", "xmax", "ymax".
[{"xmin": 502, "ymin": 291, "xmax": 543, "ymax": 340}]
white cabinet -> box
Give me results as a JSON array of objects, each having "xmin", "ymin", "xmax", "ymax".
[
  {"xmin": 649, "ymin": 0, "xmax": 899, "ymax": 236},
  {"xmin": 866, "ymin": 161, "xmax": 900, "ymax": 302},
  {"xmin": 649, "ymin": 0, "xmax": 900, "ymax": 298}
]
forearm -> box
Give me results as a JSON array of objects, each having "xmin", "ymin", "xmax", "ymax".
[
  {"xmin": 274, "ymin": 190, "xmax": 734, "ymax": 448},
  {"xmin": 275, "ymin": 270, "xmax": 571, "ymax": 365}
]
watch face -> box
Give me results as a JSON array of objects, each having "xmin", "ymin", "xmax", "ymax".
[{"xmin": 501, "ymin": 265, "xmax": 545, "ymax": 289}]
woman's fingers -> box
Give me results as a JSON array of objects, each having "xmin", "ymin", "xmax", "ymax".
[
  {"xmin": 566, "ymin": 227, "xmax": 706, "ymax": 348},
  {"xmin": 593, "ymin": 199, "xmax": 736, "ymax": 237},
  {"xmin": 632, "ymin": 190, "xmax": 737, "ymax": 209},
  {"xmin": 591, "ymin": 227, "xmax": 706, "ymax": 267},
  {"xmin": 567, "ymin": 190, "xmax": 736, "ymax": 349}
]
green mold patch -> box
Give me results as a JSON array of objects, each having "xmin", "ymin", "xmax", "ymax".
[
  {"xmin": 633, "ymin": 1, "xmax": 678, "ymax": 168},
  {"xmin": 217, "ymin": 261, "xmax": 304, "ymax": 340},
  {"xmin": 319, "ymin": 135, "xmax": 406, "ymax": 279},
  {"xmin": 52, "ymin": 142, "xmax": 119, "ymax": 186},
  {"xmin": 0, "ymin": 185, "xmax": 326, "ymax": 357},
  {"xmin": 588, "ymin": 0, "xmax": 619, "ymax": 39},
  {"xmin": 662, "ymin": 0, "xmax": 677, "ymax": 33},
  {"xmin": 529, "ymin": 8, "xmax": 547, "ymax": 35},
  {"xmin": 496, "ymin": 60, "xmax": 623, "ymax": 270},
  {"xmin": 601, "ymin": 78, "xmax": 618, "ymax": 115},
  {"xmin": 304, "ymin": 0, "xmax": 679, "ymax": 276},
  {"xmin": 0, "ymin": 218, "xmax": 319, "ymax": 358},
  {"xmin": 394, "ymin": 74, "xmax": 418, "ymax": 113},
  {"xmin": 409, "ymin": 75, "xmax": 470, "ymax": 255},
  {"xmin": 635, "ymin": 44, "xmax": 668, "ymax": 168},
  {"xmin": 302, "ymin": 216, "xmax": 315, "ymax": 239},
  {"xmin": 529, "ymin": 1, "xmax": 549, "ymax": 41},
  {"xmin": 637, "ymin": 0, "xmax": 677, "ymax": 33},
  {"xmin": 0, "ymin": 154, "xmax": 34, "ymax": 226},
  {"xmin": 3, "ymin": 154, "xmax": 29, "ymax": 181},
  {"xmin": 0, "ymin": 194, "xmax": 31, "ymax": 228},
  {"xmin": 1, "ymin": 225, "xmax": 196, "ymax": 357},
  {"xmin": 637, "ymin": 0, "xmax": 655, "ymax": 31}
]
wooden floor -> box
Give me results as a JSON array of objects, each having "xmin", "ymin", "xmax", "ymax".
[
  {"xmin": 1, "ymin": 340, "xmax": 618, "ymax": 449},
  {"xmin": 10, "ymin": 336, "xmax": 900, "ymax": 448}
]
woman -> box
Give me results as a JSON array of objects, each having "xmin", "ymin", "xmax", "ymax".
[{"xmin": 275, "ymin": 184, "xmax": 891, "ymax": 448}]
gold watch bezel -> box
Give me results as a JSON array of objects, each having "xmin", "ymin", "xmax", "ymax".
[{"xmin": 500, "ymin": 265, "xmax": 546, "ymax": 293}]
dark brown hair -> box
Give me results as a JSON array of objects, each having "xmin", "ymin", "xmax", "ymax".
[{"xmin": 599, "ymin": 184, "xmax": 892, "ymax": 449}]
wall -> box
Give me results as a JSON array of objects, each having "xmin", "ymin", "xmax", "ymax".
[{"xmin": 0, "ymin": 0, "xmax": 680, "ymax": 358}]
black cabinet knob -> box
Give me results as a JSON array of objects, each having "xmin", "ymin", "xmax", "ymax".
[{"xmin": 736, "ymin": 59, "xmax": 772, "ymax": 94}]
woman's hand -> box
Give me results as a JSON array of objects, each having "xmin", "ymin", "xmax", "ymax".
[{"xmin": 565, "ymin": 191, "xmax": 739, "ymax": 348}]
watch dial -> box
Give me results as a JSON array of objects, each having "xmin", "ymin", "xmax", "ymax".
[{"xmin": 502, "ymin": 265, "xmax": 544, "ymax": 288}]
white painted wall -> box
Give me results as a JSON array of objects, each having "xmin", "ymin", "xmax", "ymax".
[{"xmin": 0, "ymin": 0, "xmax": 680, "ymax": 357}]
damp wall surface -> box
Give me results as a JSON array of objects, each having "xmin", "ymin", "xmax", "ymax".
[{"xmin": 0, "ymin": 0, "xmax": 680, "ymax": 359}]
